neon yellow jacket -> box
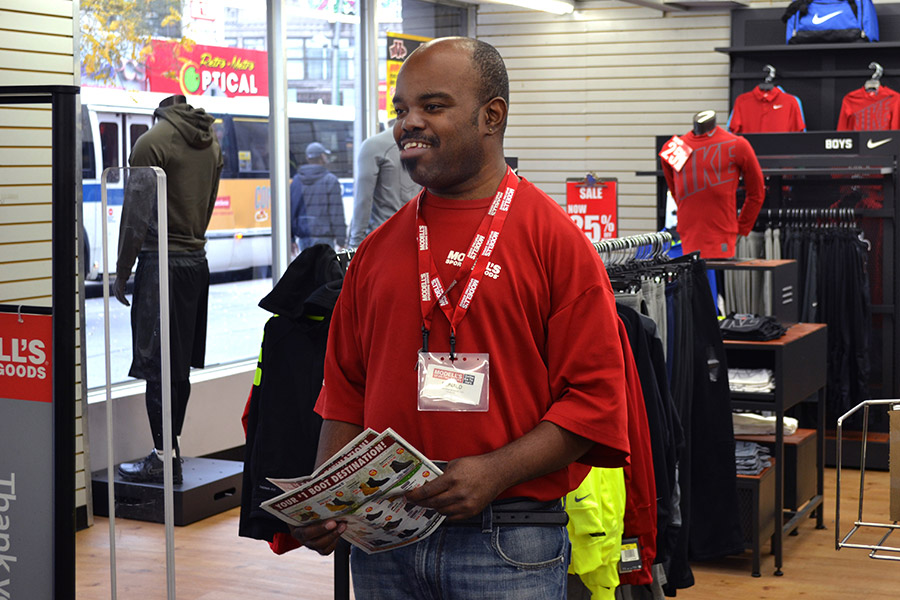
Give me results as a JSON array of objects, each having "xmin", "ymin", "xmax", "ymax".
[{"xmin": 565, "ymin": 467, "xmax": 626, "ymax": 600}]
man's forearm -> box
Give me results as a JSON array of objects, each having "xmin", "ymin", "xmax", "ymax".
[
  {"xmin": 315, "ymin": 419, "xmax": 365, "ymax": 469},
  {"xmin": 483, "ymin": 421, "xmax": 593, "ymax": 493}
]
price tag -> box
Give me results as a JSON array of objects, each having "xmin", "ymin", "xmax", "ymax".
[
  {"xmin": 618, "ymin": 537, "xmax": 643, "ymax": 573},
  {"xmin": 659, "ymin": 136, "xmax": 693, "ymax": 173}
]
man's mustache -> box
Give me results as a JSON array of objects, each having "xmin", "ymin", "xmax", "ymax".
[{"xmin": 397, "ymin": 134, "xmax": 440, "ymax": 149}]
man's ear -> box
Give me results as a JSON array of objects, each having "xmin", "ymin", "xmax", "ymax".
[{"xmin": 483, "ymin": 97, "xmax": 508, "ymax": 135}]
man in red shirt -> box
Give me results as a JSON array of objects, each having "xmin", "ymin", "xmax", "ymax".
[{"xmin": 291, "ymin": 37, "xmax": 630, "ymax": 598}]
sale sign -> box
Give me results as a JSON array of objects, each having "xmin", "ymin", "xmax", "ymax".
[
  {"xmin": 146, "ymin": 39, "xmax": 268, "ymax": 98},
  {"xmin": 565, "ymin": 177, "xmax": 618, "ymax": 243}
]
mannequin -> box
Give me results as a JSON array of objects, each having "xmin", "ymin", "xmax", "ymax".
[
  {"xmin": 693, "ymin": 110, "xmax": 717, "ymax": 136},
  {"xmin": 113, "ymin": 93, "xmax": 224, "ymax": 484},
  {"xmin": 662, "ymin": 110, "xmax": 765, "ymax": 259}
]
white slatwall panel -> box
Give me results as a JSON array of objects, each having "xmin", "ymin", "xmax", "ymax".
[
  {"xmin": 477, "ymin": 1, "xmax": 739, "ymax": 235},
  {"xmin": 0, "ymin": 0, "xmax": 86, "ymax": 517}
]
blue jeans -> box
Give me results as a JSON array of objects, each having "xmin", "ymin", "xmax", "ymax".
[{"xmin": 350, "ymin": 523, "xmax": 570, "ymax": 599}]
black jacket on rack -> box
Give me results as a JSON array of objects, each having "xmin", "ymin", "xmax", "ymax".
[
  {"xmin": 239, "ymin": 244, "xmax": 345, "ymax": 543},
  {"xmin": 617, "ymin": 304, "xmax": 684, "ymax": 568}
]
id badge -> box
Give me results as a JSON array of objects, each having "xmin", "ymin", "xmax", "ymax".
[{"xmin": 417, "ymin": 352, "xmax": 489, "ymax": 412}]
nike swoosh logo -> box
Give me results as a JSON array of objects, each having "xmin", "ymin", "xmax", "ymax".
[
  {"xmin": 773, "ymin": 105, "xmax": 783, "ymax": 110},
  {"xmin": 868, "ymin": 138, "xmax": 892, "ymax": 149},
  {"xmin": 574, "ymin": 494, "xmax": 590, "ymax": 503},
  {"xmin": 812, "ymin": 11, "xmax": 843, "ymax": 25}
]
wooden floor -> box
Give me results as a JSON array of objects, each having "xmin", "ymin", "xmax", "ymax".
[{"xmin": 76, "ymin": 467, "xmax": 899, "ymax": 599}]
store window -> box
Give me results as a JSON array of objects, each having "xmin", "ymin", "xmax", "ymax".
[
  {"xmin": 242, "ymin": 36, "xmax": 265, "ymax": 51},
  {"xmin": 286, "ymin": 37, "xmax": 305, "ymax": 80},
  {"xmin": 80, "ymin": 0, "xmax": 470, "ymax": 391},
  {"xmin": 305, "ymin": 39, "xmax": 330, "ymax": 80}
]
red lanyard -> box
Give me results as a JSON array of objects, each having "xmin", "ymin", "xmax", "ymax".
[{"xmin": 416, "ymin": 167, "xmax": 519, "ymax": 357}]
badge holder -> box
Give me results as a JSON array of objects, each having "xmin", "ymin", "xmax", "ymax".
[{"xmin": 417, "ymin": 351, "xmax": 489, "ymax": 412}]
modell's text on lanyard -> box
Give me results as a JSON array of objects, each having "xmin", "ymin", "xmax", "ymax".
[
  {"xmin": 416, "ymin": 165, "xmax": 518, "ymax": 357},
  {"xmin": 415, "ymin": 166, "xmax": 518, "ymax": 412}
]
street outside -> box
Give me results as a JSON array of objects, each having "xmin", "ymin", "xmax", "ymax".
[{"xmin": 83, "ymin": 277, "xmax": 273, "ymax": 390}]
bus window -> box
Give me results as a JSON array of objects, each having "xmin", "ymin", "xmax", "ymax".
[
  {"xmin": 213, "ymin": 117, "xmax": 240, "ymax": 179},
  {"xmin": 311, "ymin": 121, "xmax": 353, "ymax": 179},
  {"xmin": 129, "ymin": 123, "xmax": 149, "ymax": 152},
  {"xmin": 288, "ymin": 119, "xmax": 353, "ymax": 179},
  {"xmin": 82, "ymin": 110, "xmax": 96, "ymax": 180},
  {"xmin": 99, "ymin": 121, "xmax": 120, "ymax": 183},
  {"xmin": 288, "ymin": 120, "xmax": 315, "ymax": 176},
  {"xmin": 233, "ymin": 117, "xmax": 269, "ymax": 175}
]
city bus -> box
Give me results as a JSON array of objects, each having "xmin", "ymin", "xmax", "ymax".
[{"xmin": 80, "ymin": 87, "xmax": 355, "ymax": 279}]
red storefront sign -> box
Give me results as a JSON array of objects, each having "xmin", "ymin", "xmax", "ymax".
[
  {"xmin": 0, "ymin": 311, "xmax": 52, "ymax": 403},
  {"xmin": 147, "ymin": 39, "xmax": 268, "ymax": 98},
  {"xmin": 565, "ymin": 177, "xmax": 618, "ymax": 243}
]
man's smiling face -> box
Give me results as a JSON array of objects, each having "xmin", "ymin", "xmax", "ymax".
[{"xmin": 392, "ymin": 42, "xmax": 488, "ymax": 199}]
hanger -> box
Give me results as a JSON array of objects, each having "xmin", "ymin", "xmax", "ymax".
[
  {"xmin": 864, "ymin": 62, "xmax": 883, "ymax": 93},
  {"xmin": 759, "ymin": 65, "xmax": 776, "ymax": 92},
  {"xmin": 335, "ymin": 248, "xmax": 355, "ymax": 272}
]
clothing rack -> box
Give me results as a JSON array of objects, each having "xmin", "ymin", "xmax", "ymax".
[
  {"xmin": 760, "ymin": 208, "xmax": 862, "ymax": 228},
  {"xmin": 594, "ymin": 231, "xmax": 674, "ymax": 266}
]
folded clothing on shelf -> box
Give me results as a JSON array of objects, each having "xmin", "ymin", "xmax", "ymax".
[
  {"xmin": 720, "ymin": 313, "xmax": 787, "ymax": 341},
  {"xmin": 733, "ymin": 411, "xmax": 798, "ymax": 436},
  {"xmin": 729, "ymin": 367, "xmax": 775, "ymax": 393},
  {"xmin": 735, "ymin": 441, "xmax": 772, "ymax": 476}
]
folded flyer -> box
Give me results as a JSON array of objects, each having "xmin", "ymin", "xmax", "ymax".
[{"xmin": 260, "ymin": 427, "xmax": 446, "ymax": 554}]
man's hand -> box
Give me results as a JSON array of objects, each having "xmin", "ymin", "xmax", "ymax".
[
  {"xmin": 404, "ymin": 455, "xmax": 505, "ymax": 521},
  {"xmin": 405, "ymin": 422, "xmax": 596, "ymax": 521},
  {"xmin": 112, "ymin": 275, "xmax": 130, "ymax": 306},
  {"xmin": 289, "ymin": 519, "xmax": 347, "ymax": 556}
]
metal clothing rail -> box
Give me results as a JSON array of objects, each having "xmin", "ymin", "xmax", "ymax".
[
  {"xmin": 835, "ymin": 399, "xmax": 900, "ymax": 561},
  {"xmin": 593, "ymin": 230, "xmax": 674, "ymax": 266},
  {"xmin": 760, "ymin": 207, "xmax": 862, "ymax": 227}
]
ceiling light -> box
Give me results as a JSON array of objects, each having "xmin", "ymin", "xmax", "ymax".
[{"xmin": 481, "ymin": 0, "xmax": 576, "ymax": 15}]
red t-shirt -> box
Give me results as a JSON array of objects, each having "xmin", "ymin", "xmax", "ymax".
[
  {"xmin": 728, "ymin": 86, "xmax": 805, "ymax": 134},
  {"xmin": 837, "ymin": 85, "xmax": 900, "ymax": 131},
  {"xmin": 662, "ymin": 127, "xmax": 765, "ymax": 258},
  {"xmin": 315, "ymin": 178, "xmax": 631, "ymax": 502}
]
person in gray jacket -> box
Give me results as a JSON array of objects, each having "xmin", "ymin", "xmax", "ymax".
[
  {"xmin": 296, "ymin": 142, "xmax": 347, "ymax": 251},
  {"xmin": 347, "ymin": 125, "xmax": 420, "ymax": 247}
]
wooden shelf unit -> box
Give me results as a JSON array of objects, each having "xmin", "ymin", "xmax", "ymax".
[{"xmin": 724, "ymin": 322, "xmax": 827, "ymax": 576}]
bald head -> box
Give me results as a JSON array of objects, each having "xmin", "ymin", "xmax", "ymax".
[
  {"xmin": 407, "ymin": 37, "xmax": 509, "ymax": 134},
  {"xmin": 392, "ymin": 37, "xmax": 511, "ymax": 199}
]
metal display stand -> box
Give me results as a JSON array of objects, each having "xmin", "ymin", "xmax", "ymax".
[
  {"xmin": 99, "ymin": 166, "xmax": 177, "ymax": 599},
  {"xmin": 835, "ymin": 399, "xmax": 900, "ymax": 561}
]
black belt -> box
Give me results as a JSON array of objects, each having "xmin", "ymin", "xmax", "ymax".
[{"xmin": 443, "ymin": 498, "xmax": 568, "ymax": 528}]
